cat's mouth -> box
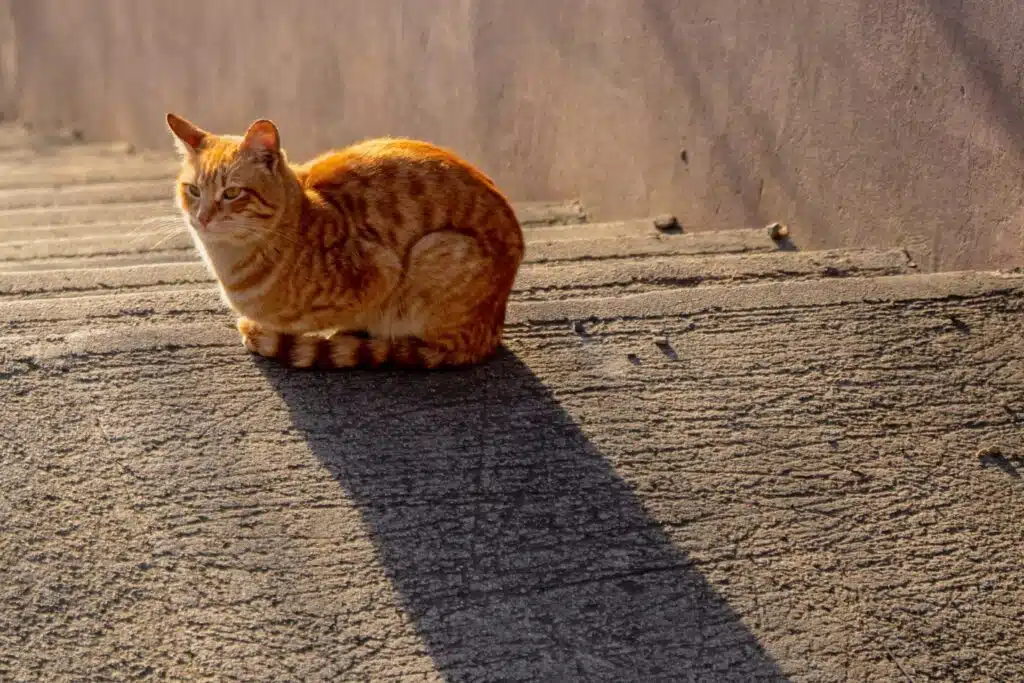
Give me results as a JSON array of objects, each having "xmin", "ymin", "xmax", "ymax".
[
  {"xmin": 190, "ymin": 220, "xmax": 257, "ymax": 247},
  {"xmin": 190, "ymin": 220, "xmax": 233, "ymax": 240}
]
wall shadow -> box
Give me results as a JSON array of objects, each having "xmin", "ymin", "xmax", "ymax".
[
  {"xmin": 257, "ymin": 348, "xmax": 787, "ymax": 682},
  {"xmin": 922, "ymin": 0, "xmax": 1024, "ymax": 163}
]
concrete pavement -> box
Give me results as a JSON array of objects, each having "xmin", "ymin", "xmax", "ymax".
[{"xmin": 0, "ymin": 126, "xmax": 1021, "ymax": 682}]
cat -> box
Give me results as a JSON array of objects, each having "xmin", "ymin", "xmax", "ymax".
[{"xmin": 165, "ymin": 113, "xmax": 524, "ymax": 369}]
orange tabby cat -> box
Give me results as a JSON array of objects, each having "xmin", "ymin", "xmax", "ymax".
[{"xmin": 166, "ymin": 113, "xmax": 524, "ymax": 369}]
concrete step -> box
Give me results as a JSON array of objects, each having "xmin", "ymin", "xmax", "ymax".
[
  {"xmin": 0, "ymin": 160, "xmax": 181, "ymax": 190},
  {"xmin": 0, "ymin": 216, "xmax": 789, "ymax": 271},
  {"xmin": 0, "ymin": 199, "xmax": 186, "ymax": 227},
  {"xmin": 0, "ymin": 139, "xmax": 144, "ymax": 163},
  {"xmin": 2, "ymin": 269, "xmax": 1020, "ymax": 683},
  {"xmin": 0, "ymin": 247, "xmax": 915, "ymax": 301},
  {"xmin": 0, "ymin": 211, "xmax": 681, "ymax": 249},
  {"xmin": 0, "ymin": 179, "xmax": 173, "ymax": 210},
  {"xmin": 0, "ymin": 204, "xmax": 586, "ymax": 244},
  {"xmin": 0, "ymin": 196, "xmax": 584, "ymax": 230},
  {"xmin": 0, "ymin": 218, "xmax": 177, "ymax": 243},
  {"xmin": 0, "ymin": 124, "xmax": 132, "ymax": 152},
  {"xmin": 1, "ymin": 268, "xmax": 1018, "ymax": 346}
]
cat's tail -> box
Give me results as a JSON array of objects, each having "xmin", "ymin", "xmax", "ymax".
[{"xmin": 238, "ymin": 320, "xmax": 495, "ymax": 370}]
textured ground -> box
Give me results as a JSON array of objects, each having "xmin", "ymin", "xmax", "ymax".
[{"xmin": 0, "ymin": 126, "xmax": 1021, "ymax": 682}]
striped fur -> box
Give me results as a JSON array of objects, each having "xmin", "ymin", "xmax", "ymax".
[{"xmin": 166, "ymin": 113, "xmax": 524, "ymax": 369}]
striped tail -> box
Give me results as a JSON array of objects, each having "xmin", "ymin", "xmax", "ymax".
[{"xmin": 237, "ymin": 320, "xmax": 491, "ymax": 369}]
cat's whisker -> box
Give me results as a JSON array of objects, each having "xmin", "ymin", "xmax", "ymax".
[
  {"xmin": 139, "ymin": 215, "xmax": 184, "ymax": 229},
  {"xmin": 121, "ymin": 216, "xmax": 186, "ymax": 242},
  {"xmin": 137, "ymin": 223, "xmax": 183, "ymax": 237},
  {"xmin": 146, "ymin": 229, "xmax": 191, "ymax": 252},
  {"xmin": 124, "ymin": 226, "xmax": 185, "ymax": 248}
]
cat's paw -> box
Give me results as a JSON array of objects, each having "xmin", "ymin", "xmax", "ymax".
[{"xmin": 237, "ymin": 318, "xmax": 274, "ymax": 357}]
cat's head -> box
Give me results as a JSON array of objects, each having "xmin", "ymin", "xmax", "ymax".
[{"xmin": 166, "ymin": 113, "xmax": 294, "ymax": 244}]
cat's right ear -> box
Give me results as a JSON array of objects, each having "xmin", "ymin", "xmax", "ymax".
[{"xmin": 166, "ymin": 113, "xmax": 207, "ymax": 156}]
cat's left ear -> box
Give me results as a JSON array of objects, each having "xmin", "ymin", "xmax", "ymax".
[
  {"xmin": 166, "ymin": 113, "xmax": 208, "ymax": 156},
  {"xmin": 241, "ymin": 119, "xmax": 281, "ymax": 169}
]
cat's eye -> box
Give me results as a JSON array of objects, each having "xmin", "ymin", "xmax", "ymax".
[
  {"xmin": 222, "ymin": 187, "xmax": 244, "ymax": 201},
  {"xmin": 184, "ymin": 183, "xmax": 201, "ymax": 198}
]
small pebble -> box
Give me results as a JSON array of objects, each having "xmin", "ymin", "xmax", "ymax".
[
  {"xmin": 653, "ymin": 214, "xmax": 682, "ymax": 233},
  {"xmin": 767, "ymin": 222, "xmax": 789, "ymax": 240},
  {"xmin": 977, "ymin": 445, "xmax": 1003, "ymax": 459}
]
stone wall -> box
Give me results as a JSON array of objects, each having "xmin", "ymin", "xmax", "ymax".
[{"xmin": 4, "ymin": 0, "xmax": 1023, "ymax": 270}]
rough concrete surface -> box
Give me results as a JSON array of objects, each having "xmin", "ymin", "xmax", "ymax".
[
  {"xmin": 4, "ymin": 0, "xmax": 1024, "ymax": 271},
  {"xmin": 1, "ymin": 129, "xmax": 1023, "ymax": 683}
]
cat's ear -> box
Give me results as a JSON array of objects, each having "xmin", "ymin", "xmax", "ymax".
[
  {"xmin": 166, "ymin": 113, "xmax": 207, "ymax": 156},
  {"xmin": 241, "ymin": 119, "xmax": 281, "ymax": 169}
]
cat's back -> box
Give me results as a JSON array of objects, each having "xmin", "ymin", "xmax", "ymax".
[
  {"xmin": 298, "ymin": 137, "xmax": 505, "ymax": 199},
  {"xmin": 296, "ymin": 138, "xmax": 522, "ymax": 257}
]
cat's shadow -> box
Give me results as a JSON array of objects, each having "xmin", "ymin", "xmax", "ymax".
[{"xmin": 258, "ymin": 349, "xmax": 787, "ymax": 682}]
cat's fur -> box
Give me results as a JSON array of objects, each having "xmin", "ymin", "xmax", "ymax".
[{"xmin": 166, "ymin": 113, "xmax": 524, "ymax": 369}]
